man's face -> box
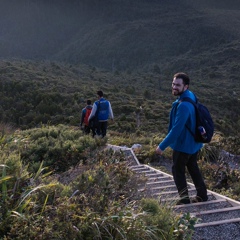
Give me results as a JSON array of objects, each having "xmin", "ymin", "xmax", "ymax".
[{"xmin": 172, "ymin": 78, "xmax": 188, "ymax": 96}]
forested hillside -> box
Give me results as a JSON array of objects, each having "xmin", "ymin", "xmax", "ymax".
[
  {"xmin": 0, "ymin": 0, "xmax": 240, "ymax": 153},
  {"xmin": 0, "ymin": 59, "xmax": 239, "ymax": 155}
]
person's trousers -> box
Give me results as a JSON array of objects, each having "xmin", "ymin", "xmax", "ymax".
[
  {"xmin": 96, "ymin": 121, "xmax": 108, "ymax": 137},
  {"xmin": 84, "ymin": 125, "xmax": 96, "ymax": 137},
  {"xmin": 172, "ymin": 150, "xmax": 208, "ymax": 200}
]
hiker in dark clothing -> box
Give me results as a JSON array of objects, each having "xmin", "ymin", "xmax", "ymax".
[{"xmin": 80, "ymin": 100, "xmax": 95, "ymax": 137}]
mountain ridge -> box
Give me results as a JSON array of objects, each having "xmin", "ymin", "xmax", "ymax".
[{"xmin": 1, "ymin": 0, "xmax": 240, "ymax": 71}]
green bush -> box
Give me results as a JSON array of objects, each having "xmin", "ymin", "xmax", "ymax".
[{"xmin": 10, "ymin": 125, "xmax": 100, "ymax": 172}]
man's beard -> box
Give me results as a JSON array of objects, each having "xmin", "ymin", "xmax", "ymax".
[{"xmin": 172, "ymin": 88, "xmax": 184, "ymax": 96}]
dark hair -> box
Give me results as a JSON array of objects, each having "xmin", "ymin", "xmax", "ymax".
[
  {"xmin": 87, "ymin": 100, "xmax": 91, "ymax": 105},
  {"xmin": 173, "ymin": 72, "xmax": 190, "ymax": 85},
  {"xmin": 97, "ymin": 90, "xmax": 103, "ymax": 97}
]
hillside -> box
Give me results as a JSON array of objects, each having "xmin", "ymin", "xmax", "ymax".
[
  {"xmin": 0, "ymin": 59, "xmax": 239, "ymax": 155},
  {"xmin": 0, "ymin": 0, "xmax": 240, "ymax": 154},
  {"xmin": 1, "ymin": 0, "xmax": 240, "ymax": 71}
]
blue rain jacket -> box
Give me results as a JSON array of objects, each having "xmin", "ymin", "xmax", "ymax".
[{"xmin": 159, "ymin": 90, "xmax": 203, "ymax": 154}]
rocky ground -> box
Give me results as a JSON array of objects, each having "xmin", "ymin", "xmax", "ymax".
[{"xmin": 220, "ymin": 150, "xmax": 240, "ymax": 170}]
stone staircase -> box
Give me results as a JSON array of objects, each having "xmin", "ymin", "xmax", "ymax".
[{"xmin": 107, "ymin": 145, "xmax": 240, "ymax": 240}]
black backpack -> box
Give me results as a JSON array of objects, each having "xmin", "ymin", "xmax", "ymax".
[{"xmin": 181, "ymin": 97, "xmax": 214, "ymax": 143}]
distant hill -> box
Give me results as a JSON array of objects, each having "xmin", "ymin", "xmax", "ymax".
[{"xmin": 1, "ymin": 0, "xmax": 240, "ymax": 71}]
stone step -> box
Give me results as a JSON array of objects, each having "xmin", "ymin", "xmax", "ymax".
[
  {"xmin": 130, "ymin": 165, "xmax": 147, "ymax": 170},
  {"xmin": 151, "ymin": 184, "xmax": 177, "ymax": 191},
  {"xmin": 132, "ymin": 167, "xmax": 164, "ymax": 175},
  {"xmin": 146, "ymin": 181, "xmax": 194, "ymax": 191},
  {"xmin": 136, "ymin": 170, "xmax": 156, "ymax": 174},
  {"xmin": 147, "ymin": 176, "xmax": 173, "ymax": 182},
  {"xmin": 195, "ymin": 217, "xmax": 240, "ymax": 228},
  {"xmin": 174, "ymin": 199, "xmax": 233, "ymax": 213},
  {"xmin": 139, "ymin": 185, "xmax": 178, "ymax": 194},
  {"xmin": 194, "ymin": 206, "xmax": 240, "ymax": 225},
  {"xmin": 192, "ymin": 222, "xmax": 240, "ymax": 240},
  {"xmin": 144, "ymin": 172, "xmax": 165, "ymax": 178},
  {"xmin": 158, "ymin": 194, "xmax": 217, "ymax": 206}
]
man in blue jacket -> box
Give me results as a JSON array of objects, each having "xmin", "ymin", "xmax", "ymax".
[
  {"xmin": 88, "ymin": 90, "xmax": 114, "ymax": 138},
  {"xmin": 156, "ymin": 72, "xmax": 208, "ymax": 204}
]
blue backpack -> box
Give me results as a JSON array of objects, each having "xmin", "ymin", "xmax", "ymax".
[{"xmin": 181, "ymin": 97, "xmax": 214, "ymax": 143}]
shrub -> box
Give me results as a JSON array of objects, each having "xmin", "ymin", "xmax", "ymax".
[{"xmin": 11, "ymin": 125, "xmax": 101, "ymax": 172}]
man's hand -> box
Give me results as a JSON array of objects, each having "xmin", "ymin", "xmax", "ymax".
[{"xmin": 156, "ymin": 146, "xmax": 163, "ymax": 155}]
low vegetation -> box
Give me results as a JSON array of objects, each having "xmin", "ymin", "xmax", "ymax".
[
  {"xmin": 0, "ymin": 124, "xmax": 201, "ymax": 239},
  {"xmin": 1, "ymin": 122, "xmax": 239, "ymax": 239}
]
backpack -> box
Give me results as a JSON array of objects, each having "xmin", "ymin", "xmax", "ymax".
[
  {"xmin": 181, "ymin": 97, "xmax": 214, "ymax": 143},
  {"xmin": 83, "ymin": 108, "xmax": 92, "ymax": 126}
]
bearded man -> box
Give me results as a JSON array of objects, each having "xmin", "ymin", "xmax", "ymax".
[{"xmin": 156, "ymin": 72, "xmax": 208, "ymax": 204}]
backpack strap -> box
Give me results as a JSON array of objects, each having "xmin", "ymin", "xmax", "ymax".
[
  {"xmin": 178, "ymin": 97, "xmax": 198, "ymax": 138},
  {"xmin": 181, "ymin": 97, "xmax": 198, "ymax": 106}
]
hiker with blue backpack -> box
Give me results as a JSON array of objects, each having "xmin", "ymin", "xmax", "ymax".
[
  {"xmin": 156, "ymin": 72, "xmax": 213, "ymax": 204},
  {"xmin": 88, "ymin": 90, "xmax": 114, "ymax": 138},
  {"xmin": 80, "ymin": 100, "xmax": 95, "ymax": 137}
]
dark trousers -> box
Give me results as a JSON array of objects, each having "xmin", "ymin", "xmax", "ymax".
[
  {"xmin": 172, "ymin": 150, "xmax": 207, "ymax": 200},
  {"xmin": 96, "ymin": 121, "xmax": 108, "ymax": 137},
  {"xmin": 84, "ymin": 125, "xmax": 95, "ymax": 137}
]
